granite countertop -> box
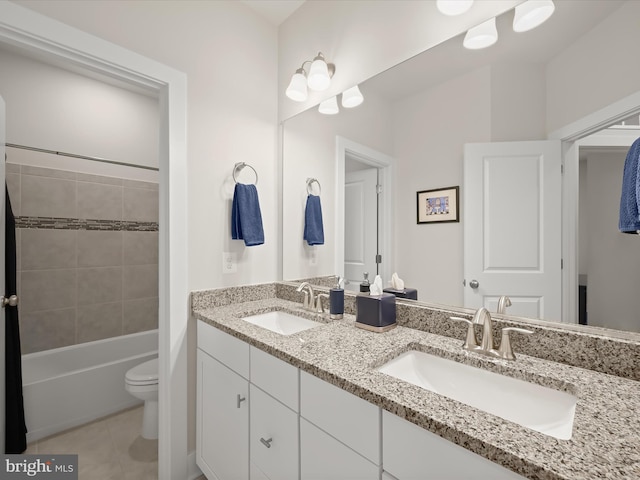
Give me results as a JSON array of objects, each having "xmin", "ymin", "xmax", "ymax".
[{"xmin": 192, "ymin": 296, "xmax": 640, "ymax": 480}]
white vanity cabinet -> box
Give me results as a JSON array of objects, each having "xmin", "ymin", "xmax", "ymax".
[
  {"xmin": 197, "ymin": 321, "xmax": 299, "ymax": 480},
  {"xmin": 197, "ymin": 320, "xmax": 526, "ymax": 480},
  {"xmin": 197, "ymin": 323, "xmax": 250, "ymax": 480},
  {"xmin": 382, "ymin": 411, "xmax": 527, "ymax": 480},
  {"xmin": 300, "ymin": 371, "xmax": 381, "ymax": 479}
]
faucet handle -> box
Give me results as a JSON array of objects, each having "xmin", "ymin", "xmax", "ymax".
[
  {"xmin": 301, "ymin": 291, "xmax": 309, "ymax": 310},
  {"xmin": 450, "ymin": 316, "xmax": 480, "ymax": 351},
  {"xmin": 316, "ymin": 293, "xmax": 329, "ymax": 313},
  {"xmin": 497, "ymin": 327, "xmax": 533, "ymax": 360}
]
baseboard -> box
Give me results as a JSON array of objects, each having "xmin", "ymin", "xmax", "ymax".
[{"xmin": 188, "ymin": 451, "xmax": 203, "ymax": 480}]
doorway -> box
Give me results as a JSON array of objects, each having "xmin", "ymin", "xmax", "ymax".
[
  {"xmin": 344, "ymin": 156, "xmax": 379, "ymax": 290},
  {"xmin": 0, "ymin": 4, "xmax": 188, "ymax": 478},
  {"xmin": 335, "ymin": 136, "xmax": 394, "ymax": 290},
  {"xmin": 555, "ymin": 91, "xmax": 640, "ymax": 328},
  {"xmin": 575, "ymin": 115, "xmax": 640, "ymax": 331}
]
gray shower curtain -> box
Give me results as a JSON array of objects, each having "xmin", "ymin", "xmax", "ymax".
[{"xmin": 5, "ymin": 186, "xmax": 27, "ymax": 453}]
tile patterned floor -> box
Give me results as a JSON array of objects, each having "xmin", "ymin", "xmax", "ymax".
[
  {"xmin": 25, "ymin": 405, "xmax": 208, "ymax": 479},
  {"xmin": 25, "ymin": 406, "xmax": 159, "ymax": 480}
]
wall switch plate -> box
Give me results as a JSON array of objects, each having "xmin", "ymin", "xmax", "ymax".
[
  {"xmin": 309, "ymin": 249, "xmax": 317, "ymax": 266},
  {"xmin": 222, "ymin": 252, "xmax": 237, "ymax": 273}
]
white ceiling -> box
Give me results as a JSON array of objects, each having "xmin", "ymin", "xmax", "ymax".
[{"xmin": 241, "ymin": 0, "xmax": 305, "ymax": 26}]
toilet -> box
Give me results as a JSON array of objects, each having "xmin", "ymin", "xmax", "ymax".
[{"xmin": 125, "ymin": 358, "xmax": 158, "ymax": 440}]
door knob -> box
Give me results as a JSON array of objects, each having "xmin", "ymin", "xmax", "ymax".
[
  {"xmin": 1, "ymin": 295, "xmax": 18, "ymax": 308},
  {"xmin": 469, "ymin": 280, "xmax": 479, "ymax": 289}
]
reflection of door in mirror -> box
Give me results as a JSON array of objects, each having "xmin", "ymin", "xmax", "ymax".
[
  {"xmin": 463, "ymin": 140, "xmax": 562, "ymax": 321},
  {"xmin": 345, "ymin": 159, "xmax": 378, "ymax": 291}
]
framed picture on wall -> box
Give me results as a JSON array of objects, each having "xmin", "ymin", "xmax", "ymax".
[{"xmin": 416, "ymin": 186, "xmax": 459, "ymax": 224}]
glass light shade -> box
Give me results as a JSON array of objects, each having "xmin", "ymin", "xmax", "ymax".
[
  {"xmin": 307, "ymin": 56, "xmax": 331, "ymax": 91},
  {"xmin": 436, "ymin": 0, "xmax": 473, "ymax": 16},
  {"xmin": 285, "ymin": 70, "xmax": 308, "ymax": 102},
  {"xmin": 463, "ymin": 17, "xmax": 498, "ymax": 50},
  {"xmin": 513, "ymin": 0, "xmax": 555, "ymax": 32},
  {"xmin": 318, "ymin": 96, "xmax": 339, "ymax": 115},
  {"xmin": 341, "ymin": 85, "xmax": 364, "ymax": 108}
]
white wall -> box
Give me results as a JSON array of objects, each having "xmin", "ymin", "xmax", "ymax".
[
  {"xmin": 0, "ymin": 47, "xmax": 159, "ymax": 181},
  {"xmin": 490, "ymin": 63, "xmax": 546, "ymax": 142},
  {"xmin": 392, "ymin": 67, "xmax": 492, "ymax": 305},
  {"xmin": 282, "ymin": 90, "xmax": 394, "ymax": 280},
  {"xmin": 546, "ymin": 0, "xmax": 640, "ymax": 133},
  {"xmin": 278, "ymin": 0, "xmax": 522, "ymax": 121},
  {"xmin": 584, "ymin": 151, "xmax": 640, "ymax": 332},
  {"xmin": 14, "ymin": 0, "xmax": 279, "ymax": 290},
  {"xmin": 12, "ymin": 0, "xmax": 278, "ymax": 454}
]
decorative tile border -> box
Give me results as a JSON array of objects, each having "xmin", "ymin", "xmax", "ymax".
[{"xmin": 15, "ymin": 216, "xmax": 158, "ymax": 232}]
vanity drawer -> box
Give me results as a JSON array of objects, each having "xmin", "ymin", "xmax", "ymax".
[
  {"xmin": 300, "ymin": 370, "xmax": 380, "ymax": 464},
  {"xmin": 197, "ymin": 321, "xmax": 249, "ymax": 379},
  {"xmin": 250, "ymin": 346, "xmax": 298, "ymax": 411}
]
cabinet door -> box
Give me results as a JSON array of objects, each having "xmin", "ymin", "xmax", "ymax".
[
  {"xmin": 383, "ymin": 411, "xmax": 526, "ymax": 480},
  {"xmin": 197, "ymin": 349, "xmax": 249, "ymax": 480},
  {"xmin": 250, "ymin": 385, "xmax": 298, "ymax": 480},
  {"xmin": 301, "ymin": 418, "xmax": 380, "ymax": 480},
  {"xmin": 300, "ymin": 371, "xmax": 380, "ymax": 464}
]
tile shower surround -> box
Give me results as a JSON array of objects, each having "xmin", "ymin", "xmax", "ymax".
[{"xmin": 6, "ymin": 162, "xmax": 159, "ymax": 354}]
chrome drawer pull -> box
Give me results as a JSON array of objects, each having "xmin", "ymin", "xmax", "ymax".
[{"xmin": 259, "ymin": 437, "xmax": 273, "ymax": 448}]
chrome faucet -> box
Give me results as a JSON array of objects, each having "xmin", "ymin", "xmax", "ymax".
[
  {"xmin": 473, "ymin": 307, "xmax": 499, "ymax": 355},
  {"xmin": 451, "ymin": 307, "xmax": 533, "ymax": 360},
  {"xmin": 296, "ymin": 282, "xmax": 315, "ymax": 311},
  {"xmin": 497, "ymin": 295, "xmax": 512, "ymax": 314}
]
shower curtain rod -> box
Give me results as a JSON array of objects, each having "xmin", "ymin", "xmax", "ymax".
[{"xmin": 5, "ymin": 143, "xmax": 160, "ymax": 172}]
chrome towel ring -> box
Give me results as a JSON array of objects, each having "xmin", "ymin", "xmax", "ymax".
[
  {"xmin": 306, "ymin": 177, "xmax": 321, "ymax": 195},
  {"xmin": 233, "ymin": 162, "xmax": 258, "ymax": 184}
]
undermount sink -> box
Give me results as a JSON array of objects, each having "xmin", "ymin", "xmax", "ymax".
[
  {"xmin": 378, "ymin": 350, "xmax": 576, "ymax": 440},
  {"xmin": 241, "ymin": 310, "xmax": 323, "ymax": 335}
]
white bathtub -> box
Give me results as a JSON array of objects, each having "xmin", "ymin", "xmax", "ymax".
[{"xmin": 21, "ymin": 330, "xmax": 158, "ymax": 442}]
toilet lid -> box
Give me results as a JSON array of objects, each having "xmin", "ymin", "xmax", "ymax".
[{"xmin": 126, "ymin": 358, "xmax": 158, "ymax": 385}]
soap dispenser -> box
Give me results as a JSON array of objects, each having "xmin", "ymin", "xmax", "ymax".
[
  {"xmin": 329, "ymin": 276, "xmax": 344, "ymax": 320},
  {"xmin": 360, "ymin": 272, "xmax": 370, "ymax": 293}
]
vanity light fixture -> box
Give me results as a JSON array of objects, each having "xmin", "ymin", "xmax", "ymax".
[
  {"xmin": 307, "ymin": 53, "xmax": 333, "ymax": 91},
  {"xmin": 436, "ymin": 0, "xmax": 473, "ymax": 16},
  {"xmin": 285, "ymin": 67, "xmax": 309, "ymax": 102},
  {"xmin": 341, "ymin": 85, "xmax": 364, "ymax": 108},
  {"xmin": 318, "ymin": 96, "xmax": 339, "ymax": 115},
  {"xmin": 463, "ymin": 17, "xmax": 498, "ymax": 49},
  {"xmin": 286, "ymin": 52, "xmax": 336, "ymax": 102},
  {"xmin": 513, "ymin": 0, "xmax": 555, "ymax": 32}
]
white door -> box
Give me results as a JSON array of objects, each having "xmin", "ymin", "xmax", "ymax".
[
  {"xmin": 0, "ymin": 96, "xmax": 6, "ymax": 453},
  {"xmin": 463, "ymin": 140, "xmax": 562, "ymax": 321},
  {"xmin": 344, "ymin": 168, "xmax": 378, "ymax": 289}
]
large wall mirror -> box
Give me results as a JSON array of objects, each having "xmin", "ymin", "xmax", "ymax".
[{"xmin": 282, "ymin": 0, "xmax": 640, "ymax": 335}]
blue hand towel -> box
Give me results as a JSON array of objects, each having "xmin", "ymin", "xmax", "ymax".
[
  {"xmin": 619, "ymin": 137, "xmax": 640, "ymax": 234},
  {"xmin": 231, "ymin": 183, "xmax": 265, "ymax": 246},
  {"xmin": 304, "ymin": 194, "xmax": 324, "ymax": 245}
]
